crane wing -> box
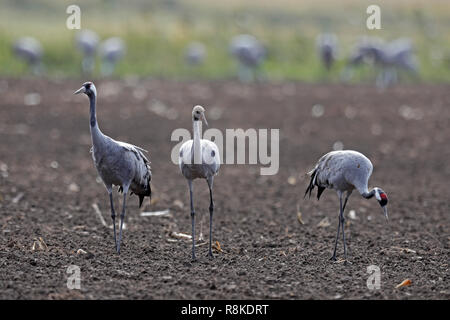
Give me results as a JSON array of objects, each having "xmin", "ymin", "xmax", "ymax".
[{"xmin": 116, "ymin": 141, "xmax": 150, "ymax": 164}]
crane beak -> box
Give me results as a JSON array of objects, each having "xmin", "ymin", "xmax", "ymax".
[
  {"xmin": 382, "ymin": 206, "xmax": 388, "ymax": 222},
  {"xmin": 201, "ymin": 112, "xmax": 208, "ymax": 127},
  {"xmin": 74, "ymin": 87, "xmax": 85, "ymax": 95}
]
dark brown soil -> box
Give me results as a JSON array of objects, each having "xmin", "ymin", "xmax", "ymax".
[{"xmin": 0, "ymin": 78, "xmax": 448, "ymax": 299}]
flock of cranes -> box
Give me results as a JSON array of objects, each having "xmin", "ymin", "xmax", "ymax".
[
  {"xmin": 13, "ymin": 31, "xmax": 127, "ymax": 77},
  {"xmin": 13, "ymin": 31, "xmax": 417, "ymax": 86},
  {"xmin": 74, "ymin": 81, "xmax": 388, "ymax": 264}
]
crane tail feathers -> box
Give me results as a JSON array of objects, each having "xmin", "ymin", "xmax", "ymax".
[
  {"xmin": 305, "ymin": 168, "xmax": 325, "ymax": 200},
  {"xmin": 138, "ymin": 194, "xmax": 145, "ymax": 208},
  {"xmin": 317, "ymin": 186, "xmax": 325, "ymax": 200},
  {"xmin": 138, "ymin": 176, "xmax": 152, "ymax": 208},
  {"xmin": 304, "ymin": 168, "xmax": 317, "ymax": 199}
]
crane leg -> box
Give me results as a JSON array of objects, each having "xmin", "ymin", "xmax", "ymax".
[
  {"xmin": 340, "ymin": 195, "xmax": 348, "ymax": 264},
  {"xmin": 207, "ymin": 177, "xmax": 214, "ymax": 259},
  {"xmin": 117, "ymin": 185, "xmax": 129, "ymax": 254},
  {"xmin": 331, "ymin": 216, "xmax": 341, "ymax": 261},
  {"xmin": 108, "ymin": 190, "xmax": 118, "ymax": 252},
  {"xmin": 188, "ymin": 180, "xmax": 196, "ymax": 262},
  {"xmin": 331, "ymin": 192, "xmax": 349, "ymax": 261}
]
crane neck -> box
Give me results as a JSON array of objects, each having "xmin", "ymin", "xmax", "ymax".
[
  {"xmin": 192, "ymin": 120, "xmax": 202, "ymax": 164},
  {"xmin": 88, "ymin": 93, "xmax": 104, "ymax": 146},
  {"xmin": 361, "ymin": 188, "xmax": 376, "ymax": 199},
  {"xmin": 89, "ymin": 93, "xmax": 97, "ymax": 128}
]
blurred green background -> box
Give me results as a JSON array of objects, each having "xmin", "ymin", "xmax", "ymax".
[{"xmin": 1, "ymin": 0, "xmax": 449, "ymax": 82}]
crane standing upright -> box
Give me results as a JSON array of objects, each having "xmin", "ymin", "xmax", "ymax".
[
  {"xmin": 179, "ymin": 105, "xmax": 220, "ymax": 261},
  {"xmin": 230, "ymin": 34, "xmax": 266, "ymax": 82},
  {"xmin": 316, "ymin": 33, "xmax": 338, "ymax": 71},
  {"xmin": 99, "ymin": 37, "xmax": 126, "ymax": 76},
  {"xmin": 75, "ymin": 30, "xmax": 99, "ymax": 75},
  {"xmin": 74, "ymin": 82, "xmax": 151, "ymax": 254},
  {"xmin": 305, "ymin": 150, "xmax": 388, "ymax": 263}
]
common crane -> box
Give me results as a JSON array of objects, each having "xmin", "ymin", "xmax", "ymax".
[
  {"xmin": 305, "ymin": 150, "xmax": 388, "ymax": 263},
  {"xmin": 179, "ymin": 105, "xmax": 220, "ymax": 261},
  {"xmin": 74, "ymin": 82, "xmax": 151, "ymax": 254}
]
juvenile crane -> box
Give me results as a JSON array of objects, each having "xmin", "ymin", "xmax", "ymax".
[
  {"xmin": 305, "ymin": 150, "xmax": 388, "ymax": 263},
  {"xmin": 179, "ymin": 105, "xmax": 220, "ymax": 261},
  {"xmin": 74, "ymin": 82, "xmax": 151, "ymax": 254}
]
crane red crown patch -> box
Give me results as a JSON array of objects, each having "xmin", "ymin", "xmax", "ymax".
[{"xmin": 380, "ymin": 193, "xmax": 387, "ymax": 200}]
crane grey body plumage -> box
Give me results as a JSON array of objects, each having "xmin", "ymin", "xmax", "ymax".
[
  {"xmin": 179, "ymin": 105, "xmax": 220, "ymax": 261},
  {"xmin": 307, "ymin": 150, "xmax": 373, "ymax": 196},
  {"xmin": 75, "ymin": 82, "xmax": 151, "ymax": 254},
  {"xmin": 305, "ymin": 150, "xmax": 388, "ymax": 263},
  {"xmin": 179, "ymin": 140, "xmax": 219, "ymax": 181},
  {"xmin": 91, "ymin": 138, "xmax": 151, "ymax": 199}
]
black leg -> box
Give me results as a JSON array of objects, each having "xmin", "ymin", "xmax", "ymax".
[
  {"xmin": 109, "ymin": 192, "xmax": 118, "ymax": 252},
  {"xmin": 207, "ymin": 178, "xmax": 214, "ymax": 259},
  {"xmin": 342, "ymin": 196, "xmax": 349, "ymax": 212},
  {"xmin": 340, "ymin": 195, "xmax": 348, "ymax": 264},
  {"xmin": 331, "ymin": 192, "xmax": 350, "ymax": 262},
  {"xmin": 117, "ymin": 189, "xmax": 128, "ymax": 254},
  {"xmin": 188, "ymin": 181, "xmax": 196, "ymax": 262},
  {"xmin": 330, "ymin": 213, "xmax": 341, "ymax": 261}
]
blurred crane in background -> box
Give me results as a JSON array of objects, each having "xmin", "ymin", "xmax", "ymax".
[
  {"xmin": 99, "ymin": 37, "xmax": 126, "ymax": 76},
  {"xmin": 375, "ymin": 38, "xmax": 419, "ymax": 88},
  {"xmin": 12, "ymin": 37, "xmax": 44, "ymax": 75},
  {"xmin": 343, "ymin": 37, "xmax": 418, "ymax": 88},
  {"xmin": 341, "ymin": 37, "xmax": 384, "ymax": 82},
  {"xmin": 184, "ymin": 42, "xmax": 207, "ymax": 66},
  {"xmin": 316, "ymin": 33, "xmax": 338, "ymax": 71},
  {"xmin": 75, "ymin": 30, "xmax": 99, "ymax": 75},
  {"xmin": 230, "ymin": 34, "xmax": 266, "ymax": 82}
]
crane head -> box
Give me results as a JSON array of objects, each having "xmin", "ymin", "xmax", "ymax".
[
  {"xmin": 192, "ymin": 105, "xmax": 208, "ymax": 126},
  {"xmin": 74, "ymin": 81, "xmax": 97, "ymax": 98},
  {"xmin": 374, "ymin": 187, "xmax": 389, "ymax": 221}
]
